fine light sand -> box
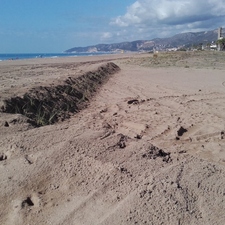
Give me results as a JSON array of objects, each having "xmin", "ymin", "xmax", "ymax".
[{"xmin": 1, "ymin": 51, "xmax": 225, "ymax": 225}]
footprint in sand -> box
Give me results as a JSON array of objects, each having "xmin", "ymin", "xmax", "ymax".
[
  {"xmin": 21, "ymin": 193, "xmax": 41, "ymax": 209},
  {"xmin": 24, "ymin": 155, "xmax": 35, "ymax": 164}
]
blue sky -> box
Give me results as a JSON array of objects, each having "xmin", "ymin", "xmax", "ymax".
[{"xmin": 1, "ymin": 0, "xmax": 225, "ymax": 53}]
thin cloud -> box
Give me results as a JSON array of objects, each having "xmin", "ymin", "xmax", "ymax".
[{"xmin": 101, "ymin": 32, "xmax": 112, "ymax": 39}]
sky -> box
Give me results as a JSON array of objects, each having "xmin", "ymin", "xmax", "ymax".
[{"xmin": 0, "ymin": 0, "xmax": 225, "ymax": 53}]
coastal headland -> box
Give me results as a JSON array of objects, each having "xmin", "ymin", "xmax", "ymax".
[{"xmin": 1, "ymin": 51, "xmax": 225, "ymax": 225}]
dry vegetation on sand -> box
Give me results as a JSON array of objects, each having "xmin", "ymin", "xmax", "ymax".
[{"xmin": 123, "ymin": 50, "xmax": 225, "ymax": 69}]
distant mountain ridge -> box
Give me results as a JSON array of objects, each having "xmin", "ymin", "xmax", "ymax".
[{"xmin": 65, "ymin": 29, "xmax": 219, "ymax": 53}]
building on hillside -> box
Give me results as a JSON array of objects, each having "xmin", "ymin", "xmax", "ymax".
[
  {"xmin": 218, "ymin": 27, "xmax": 224, "ymax": 51},
  {"xmin": 210, "ymin": 44, "xmax": 217, "ymax": 50},
  {"xmin": 218, "ymin": 27, "xmax": 223, "ymax": 39}
]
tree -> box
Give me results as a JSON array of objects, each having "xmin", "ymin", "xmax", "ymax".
[{"xmin": 217, "ymin": 38, "xmax": 225, "ymax": 51}]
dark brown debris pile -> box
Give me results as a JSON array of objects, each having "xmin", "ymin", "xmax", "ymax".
[{"xmin": 142, "ymin": 144, "xmax": 172, "ymax": 163}]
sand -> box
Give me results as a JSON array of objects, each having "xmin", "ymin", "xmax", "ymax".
[{"xmin": 1, "ymin": 51, "xmax": 225, "ymax": 225}]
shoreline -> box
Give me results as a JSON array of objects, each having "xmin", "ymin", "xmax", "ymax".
[{"xmin": 0, "ymin": 51, "xmax": 140, "ymax": 64}]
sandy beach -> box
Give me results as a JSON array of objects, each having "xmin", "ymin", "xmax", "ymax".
[{"xmin": 1, "ymin": 51, "xmax": 225, "ymax": 225}]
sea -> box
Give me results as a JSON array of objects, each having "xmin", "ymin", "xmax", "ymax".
[{"xmin": 0, "ymin": 52, "xmax": 113, "ymax": 61}]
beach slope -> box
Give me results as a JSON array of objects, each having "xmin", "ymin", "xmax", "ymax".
[{"xmin": 1, "ymin": 52, "xmax": 225, "ymax": 225}]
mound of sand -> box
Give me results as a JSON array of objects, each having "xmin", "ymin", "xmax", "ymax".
[{"xmin": 1, "ymin": 62, "xmax": 120, "ymax": 126}]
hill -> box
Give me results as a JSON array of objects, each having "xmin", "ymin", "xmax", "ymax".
[{"xmin": 65, "ymin": 29, "xmax": 218, "ymax": 53}]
